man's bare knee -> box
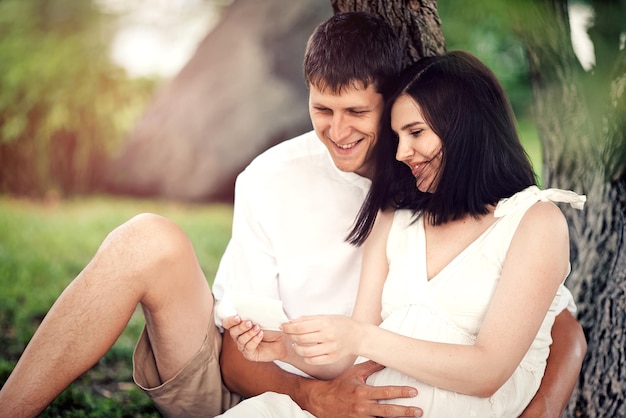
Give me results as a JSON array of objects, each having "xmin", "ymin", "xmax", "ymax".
[
  {"xmin": 85, "ymin": 213, "xmax": 200, "ymax": 301},
  {"xmin": 104, "ymin": 213, "xmax": 192, "ymax": 267}
]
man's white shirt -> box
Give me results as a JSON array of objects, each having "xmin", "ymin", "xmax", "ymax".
[{"xmin": 213, "ymin": 130, "xmax": 371, "ymax": 332}]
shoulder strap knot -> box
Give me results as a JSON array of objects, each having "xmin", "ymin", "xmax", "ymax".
[{"xmin": 495, "ymin": 186, "xmax": 586, "ymax": 217}]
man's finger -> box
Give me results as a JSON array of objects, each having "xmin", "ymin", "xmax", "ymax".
[
  {"xmin": 371, "ymin": 403, "xmax": 423, "ymax": 418},
  {"xmin": 367, "ymin": 385, "xmax": 418, "ymax": 401},
  {"xmin": 351, "ymin": 360, "xmax": 386, "ymax": 378}
]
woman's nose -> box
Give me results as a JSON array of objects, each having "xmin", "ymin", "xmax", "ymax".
[{"xmin": 395, "ymin": 137, "xmax": 414, "ymax": 161}]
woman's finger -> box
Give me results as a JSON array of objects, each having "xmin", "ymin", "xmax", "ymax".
[
  {"xmin": 228, "ymin": 319, "xmax": 253, "ymax": 340},
  {"xmin": 237, "ymin": 323, "xmax": 261, "ymax": 346},
  {"xmin": 221, "ymin": 315, "xmax": 242, "ymax": 330}
]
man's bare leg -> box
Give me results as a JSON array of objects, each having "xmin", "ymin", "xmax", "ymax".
[{"xmin": 0, "ymin": 213, "xmax": 214, "ymax": 417}]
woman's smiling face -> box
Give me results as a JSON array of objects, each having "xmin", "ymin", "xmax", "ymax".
[{"xmin": 391, "ymin": 94, "xmax": 443, "ymax": 193}]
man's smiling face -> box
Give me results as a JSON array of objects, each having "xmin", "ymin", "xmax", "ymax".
[{"xmin": 308, "ymin": 82, "xmax": 384, "ymax": 179}]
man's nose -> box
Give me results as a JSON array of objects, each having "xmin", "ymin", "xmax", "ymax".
[{"xmin": 330, "ymin": 113, "xmax": 350, "ymax": 142}]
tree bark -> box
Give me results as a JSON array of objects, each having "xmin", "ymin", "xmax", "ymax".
[
  {"xmin": 331, "ymin": 0, "xmax": 445, "ymax": 66},
  {"xmin": 508, "ymin": 0, "xmax": 626, "ymax": 416}
]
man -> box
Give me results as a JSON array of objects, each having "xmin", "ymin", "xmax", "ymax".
[{"xmin": 0, "ymin": 12, "xmax": 585, "ymax": 418}]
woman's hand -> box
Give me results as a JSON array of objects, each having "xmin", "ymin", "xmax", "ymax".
[
  {"xmin": 281, "ymin": 315, "xmax": 362, "ymax": 365},
  {"xmin": 222, "ymin": 315, "xmax": 287, "ymax": 362}
]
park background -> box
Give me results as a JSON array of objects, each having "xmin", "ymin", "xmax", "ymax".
[{"xmin": 0, "ymin": 0, "xmax": 623, "ymax": 416}]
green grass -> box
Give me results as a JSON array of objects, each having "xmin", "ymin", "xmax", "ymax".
[{"xmin": 0, "ymin": 196, "xmax": 233, "ymax": 416}]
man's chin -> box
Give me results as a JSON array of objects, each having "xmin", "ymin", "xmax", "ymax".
[
  {"xmin": 336, "ymin": 162, "xmax": 372, "ymax": 178},
  {"xmin": 332, "ymin": 160, "xmax": 358, "ymax": 174}
]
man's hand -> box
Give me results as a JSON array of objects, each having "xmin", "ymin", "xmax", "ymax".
[{"xmin": 297, "ymin": 360, "xmax": 422, "ymax": 418}]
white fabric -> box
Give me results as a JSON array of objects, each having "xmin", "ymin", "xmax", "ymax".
[
  {"xmin": 215, "ymin": 186, "xmax": 585, "ymax": 418},
  {"xmin": 216, "ymin": 392, "xmax": 315, "ymax": 418},
  {"xmin": 217, "ymin": 187, "xmax": 585, "ymax": 417},
  {"xmin": 495, "ymin": 186, "xmax": 586, "ymax": 216},
  {"xmin": 229, "ymin": 293, "xmax": 289, "ymax": 331},
  {"xmin": 358, "ymin": 186, "xmax": 586, "ymax": 417},
  {"xmin": 212, "ymin": 130, "xmax": 371, "ymax": 375}
]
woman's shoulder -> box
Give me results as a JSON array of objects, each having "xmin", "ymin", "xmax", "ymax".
[
  {"xmin": 371, "ymin": 209, "xmax": 410, "ymax": 244},
  {"xmin": 523, "ymin": 200, "xmax": 568, "ymax": 230},
  {"xmin": 374, "ymin": 209, "xmax": 395, "ymax": 233},
  {"xmin": 391, "ymin": 208, "xmax": 421, "ymax": 225},
  {"xmin": 509, "ymin": 200, "xmax": 570, "ymax": 256}
]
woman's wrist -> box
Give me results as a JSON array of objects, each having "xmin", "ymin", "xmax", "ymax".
[{"xmin": 353, "ymin": 321, "xmax": 373, "ymax": 358}]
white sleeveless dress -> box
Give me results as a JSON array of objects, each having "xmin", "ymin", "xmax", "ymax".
[
  {"xmin": 218, "ymin": 186, "xmax": 586, "ymax": 418},
  {"xmin": 361, "ymin": 186, "xmax": 585, "ymax": 417}
]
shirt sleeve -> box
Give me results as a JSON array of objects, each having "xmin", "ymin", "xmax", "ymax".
[
  {"xmin": 555, "ymin": 283, "xmax": 577, "ymax": 315},
  {"xmin": 212, "ymin": 168, "xmax": 280, "ymax": 328}
]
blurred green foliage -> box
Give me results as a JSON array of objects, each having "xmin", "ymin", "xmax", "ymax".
[
  {"xmin": 439, "ymin": 0, "xmax": 543, "ymax": 181},
  {"xmin": 0, "ymin": 196, "xmax": 233, "ymax": 415},
  {"xmin": 0, "ymin": 0, "xmax": 155, "ymax": 198},
  {"xmin": 439, "ymin": 0, "xmax": 533, "ymax": 118}
]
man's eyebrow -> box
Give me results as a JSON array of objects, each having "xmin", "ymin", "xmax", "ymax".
[{"xmin": 310, "ymin": 103, "xmax": 372, "ymax": 111}]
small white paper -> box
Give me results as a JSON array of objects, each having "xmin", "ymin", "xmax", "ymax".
[{"xmin": 232, "ymin": 293, "xmax": 289, "ymax": 331}]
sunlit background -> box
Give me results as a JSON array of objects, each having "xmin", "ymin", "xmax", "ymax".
[
  {"xmin": 102, "ymin": 1, "xmax": 594, "ymax": 78},
  {"xmin": 97, "ymin": 0, "xmax": 228, "ymax": 78},
  {"xmin": 0, "ymin": 0, "xmax": 598, "ymax": 201}
]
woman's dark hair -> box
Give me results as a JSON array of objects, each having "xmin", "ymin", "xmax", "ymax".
[
  {"xmin": 304, "ymin": 12, "xmax": 403, "ymax": 94},
  {"xmin": 348, "ymin": 51, "xmax": 537, "ymax": 245}
]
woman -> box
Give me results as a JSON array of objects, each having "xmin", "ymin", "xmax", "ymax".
[{"xmin": 221, "ymin": 51, "xmax": 585, "ymax": 417}]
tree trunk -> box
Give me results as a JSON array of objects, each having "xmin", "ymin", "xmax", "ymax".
[
  {"xmin": 331, "ymin": 0, "xmax": 445, "ymax": 66},
  {"xmin": 510, "ymin": 0, "xmax": 626, "ymax": 415}
]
